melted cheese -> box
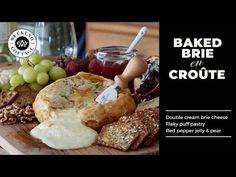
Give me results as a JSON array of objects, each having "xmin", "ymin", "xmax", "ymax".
[{"xmin": 30, "ymin": 118, "xmax": 98, "ymax": 149}]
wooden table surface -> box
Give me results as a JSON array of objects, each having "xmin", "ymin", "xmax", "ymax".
[
  {"xmin": 0, "ymin": 114, "xmax": 159, "ymax": 155},
  {"xmin": 0, "ymin": 147, "xmax": 8, "ymax": 154},
  {"xmin": 0, "ymin": 62, "xmax": 159, "ymax": 155},
  {"xmin": 1, "ymin": 62, "xmax": 16, "ymax": 155}
]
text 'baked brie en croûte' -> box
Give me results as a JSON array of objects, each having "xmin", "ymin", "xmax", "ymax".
[{"xmin": 33, "ymin": 72, "xmax": 136, "ymax": 130}]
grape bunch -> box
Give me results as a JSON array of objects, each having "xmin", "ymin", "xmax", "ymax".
[
  {"xmin": 9, "ymin": 53, "xmax": 67, "ymax": 92},
  {"xmin": 56, "ymin": 56, "xmax": 89, "ymax": 76},
  {"xmin": 0, "ymin": 83, "xmax": 11, "ymax": 90}
]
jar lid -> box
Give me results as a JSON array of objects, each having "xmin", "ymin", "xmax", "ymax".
[{"xmin": 95, "ymin": 46, "xmax": 138, "ymax": 61}]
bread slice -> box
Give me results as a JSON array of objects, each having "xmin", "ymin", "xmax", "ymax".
[{"xmin": 97, "ymin": 121, "xmax": 140, "ymax": 151}]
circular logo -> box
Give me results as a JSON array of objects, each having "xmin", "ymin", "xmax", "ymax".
[
  {"xmin": 15, "ymin": 36, "xmax": 30, "ymax": 50},
  {"xmin": 8, "ymin": 29, "xmax": 36, "ymax": 58}
]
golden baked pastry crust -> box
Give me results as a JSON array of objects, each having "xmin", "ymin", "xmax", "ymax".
[{"xmin": 33, "ymin": 72, "xmax": 136, "ymax": 130}]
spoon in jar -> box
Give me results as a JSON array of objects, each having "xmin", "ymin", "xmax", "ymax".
[
  {"xmin": 126, "ymin": 26, "xmax": 148, "ymax": 53},
  {"xmin": 96, "ymin": 27, "xmax": 148, "ymax": 104}
]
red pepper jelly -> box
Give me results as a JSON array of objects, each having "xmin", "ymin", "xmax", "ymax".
[{"xmin": 87, "ymin": 46, "xmax": 138, "ymax": 80}]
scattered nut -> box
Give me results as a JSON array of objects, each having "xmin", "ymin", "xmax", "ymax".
[{"xmin": 0, "ymin": 104, "xmax": 36, "ymax": 125}]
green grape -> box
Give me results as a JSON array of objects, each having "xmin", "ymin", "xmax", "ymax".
[
  {"xmin": 23, "ymin": 67, "xmax": 37, "ymax": 83},
  {"xmin": 37, "ymin": 72, "xmax": 49, "ymax": 86},
  {"xmin": 29, "ymin": 53, "xmax": 42, "ymax": 65},
  {"xmin": 0, "ymin": 82, "xmax": 3, "ymax": 89},
  {"xmin": 2, "ymin": 83, "xmax": 11, "ymax": 90},
  {"xmin": 49, "ymin": 66, "xmax": 67, "ymax": 81},
  {"xmin": 10, "ymin": 69, "xmax": 18, "ymax": 77},
  {"xmin": 40, "ymin": 59, "xmax": 53, "ymax": 72},
  {"xmin": 18, "ymin": 66, "xmax": 28, "ymax": 75},
  {"xmin": 10, "ymin": 74, "xmax": 25, "ymax": 88},
  {"xmin": 34, "ymin": 64, "xmax": 48, "ymax": 73},
  {"xmin": 20, "ymin": 57, "xmax": 29, "ymax": 66},
  {"xmin": 29, "ymin": 82, "xmax": 43, "ymax": 92}
]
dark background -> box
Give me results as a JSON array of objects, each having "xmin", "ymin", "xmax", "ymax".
[{"xmin": 160, "ymin": 20, "xmax": 234, "ymax": 155}]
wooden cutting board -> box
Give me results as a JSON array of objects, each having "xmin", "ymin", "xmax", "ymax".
[
  {"xmin": 0, "ymin": 122, "xmax": 159, "ymax": 155},
  {"xmin": 0, "ymin": 62, "xmax": 159, "ymax": 155}
]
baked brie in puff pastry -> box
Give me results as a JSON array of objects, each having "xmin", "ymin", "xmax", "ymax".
[{"xmin": 33, "ymin": 72, "xmax": 136, "ymax": 130}]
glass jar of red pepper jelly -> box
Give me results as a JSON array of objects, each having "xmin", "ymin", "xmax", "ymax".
[{"xmin": 86, "ymin": 46, "xmax": 138, "ymax": 80}]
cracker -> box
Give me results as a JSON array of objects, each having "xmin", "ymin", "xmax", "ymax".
[
  {"xmin": 13, "ymin": 85, "xmax": 37, "ymax": 108},
  {"xmin": 0, "ymin": 90, "xmax": 18, "ymax": 108},
  {"xmin": 97, "ymin": 121, "xmax": 140, "ymax": 151}
]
